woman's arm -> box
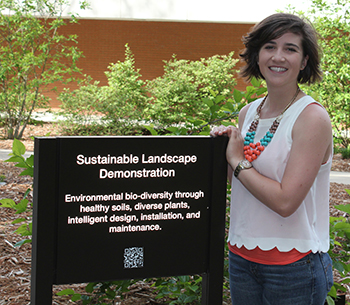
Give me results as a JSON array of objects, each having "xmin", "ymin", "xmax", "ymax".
[{"xmin": 225, "ymin": 104, "xmax": 332, "ymax": 217}]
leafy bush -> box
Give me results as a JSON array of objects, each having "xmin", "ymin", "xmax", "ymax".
[
  {"xmin": 97, "ymin": 44, "xmax": 150, "ymax": 134},
  {"xmin": 327, "ymin": 197, "xmax": 350, "ymax": 304},
  {"xmin": 58, "ymin": 76, "xmax": 104, "ymax": 134},
  {"xmin": 144, "ymin": 77, "xmax": 266, "ymax": 136},
  {"xmin": 0, "ymin": 0, "xmax": 88, "ymax": 139},
  {"xmin": 153, "ymin": 276, "xmax": 202, "ymax": 304},
  {"xmin": 59, "ymin": 45, "xmax": 150, "ymax": 136},
  {"xmin": 145, "ymin": 53, "xmax": 239, "ymax": 126},
  {"xmin": 295, "ymin": 0, "xmax": 350, "ymax": 148}
]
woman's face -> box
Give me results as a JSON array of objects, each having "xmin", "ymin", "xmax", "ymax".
[{"xmin": 257, "ymin": 32, "xmax": 308, "ymax": 88}]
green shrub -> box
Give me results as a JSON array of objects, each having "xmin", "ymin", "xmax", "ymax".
[
  {"xmin": 327, "ymin": 199, "xmax": 350, "ymax": 303},
  {"xmin": 145, "ymin": 53, "xmax": 239, "ymax": 126},
  {"xmin": 58, "ymin": 76, "xmax": 106, "ymax": 135},
  {"xmin": 97, "ymin": 44, "xmax": 150, "ymax": 134},
  {"xmin": 59, "ymin": 45, "xmax": 150, "ymax": 136},
  {"xmin": 0, "ymin": 0, "xmax": 88, "ymax": 139}
]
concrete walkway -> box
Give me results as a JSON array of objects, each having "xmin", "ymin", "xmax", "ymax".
[{"xmin": 0, "ymin": 148, "xmax": 350, "ymax": 184}]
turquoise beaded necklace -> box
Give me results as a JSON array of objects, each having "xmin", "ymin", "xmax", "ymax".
[{"xmin": 244, "ymin": 87, "xmax": 300, "ymax": 162}]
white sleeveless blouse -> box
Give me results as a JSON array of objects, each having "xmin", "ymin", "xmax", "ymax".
[{"xmin": 228, "ymin": 95, "xmax": 331, "ymax": 253}]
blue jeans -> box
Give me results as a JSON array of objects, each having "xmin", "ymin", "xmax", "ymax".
[{"xmin": 229, "ymin": 251, "xmax": 333, "ymax": 305}]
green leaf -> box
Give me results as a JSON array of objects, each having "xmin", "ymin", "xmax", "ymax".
[
  {"xmin": 19, "ymin": 167, "xmax": 34, "ymax": 177},
  {"xmin": 23, "ymin": 188, "xmax": 32, "ymax": 199},
  {"xmin": 56, "ymin": 289, "xmax": 76, "ymax": 296},
  {"xmin": 184, "ymin": 295, "xmax": 198, "ymax": 303},
  {"xmin": 14, "ymin": 223, "xmax": 32, "ymax": 236},
  {"xmin": 333, "ymin": 260, "xmax": 346, "ymax": 274},
  {"xmin": 26, "ymin": 154, "xmax": 34, "ymax": 166},
  {"xmin": 12, "ymin": 217, "xmax": 27, "ymax": 224},
  {"xmin": 202, "ymin": 97, "xmax": 213, "ymax": 107},
  {"xmin": 233, "ymin": 89, "xmax": 243, "ymax": 103},
  {"xmin": 250, "ymin": 77, "xmax": 260, "ymax": 88},
  {"xmin": 15, "ymin": 161, "xmax": 29, "ymax": 168},
  {"xmin": 326, "ymin": 295, "xmax": 335, "ymax": 305},
  {"xmin": 0, "ymin": 198, "xmax": 17, "ymax": 209},
  {"xmin": 222, "ymin": 102, "xmax": 235, "ymax": 112},
  {"xmin": 335, "ymin": 204, "xmax": 350, "ymax": 215},
  {"xmin": 12, "ymin": 138, "xmax": 26, "ymax": 156},
  {"xmin": 178, "ymin": 275, "xmax": 189, "ymax": 283},
  {"xmin": 71, "ymin": 294, "xmax": 82, "ymax": 301},
  {"xmin": 85, "ymin": 282, "xmax": 95, "ymax": 293},
  {"xmin": 14, "ymin": 239, "xmax": 32, "ymax": 247},
  {"xmin": 5, "ymin": 156, "xmax": 25, "ymax": 163},
  {"xmin": 256, "ymin": 87, "xmax": 267, "ymax": 96},
  {"xmin": 340, "ymin": 278, "xmax": 350, "ymax": 284},
  {"xmin": 143, "ymin": 125, "xmax": 158, "ymax": 136},
  {"xmin": 333, "ymin": 222, "xmax": 350, "ymax": 231},
  {"xmin": 15, "ymin": 199, "xmax": 29, "ymax": 213},
  {"xmin": 327, "ymin": 285, "xmax": 337, "ymax": 299}
]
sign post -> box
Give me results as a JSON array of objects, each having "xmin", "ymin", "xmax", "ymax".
[{"xmin": 31, "ymin": 136, "xmax": 228, "ymax": 304}]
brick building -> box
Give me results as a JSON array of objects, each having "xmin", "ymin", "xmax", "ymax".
[{"xmin": 49, "ymin": 18, "xmax": 254, "ymax": 107}]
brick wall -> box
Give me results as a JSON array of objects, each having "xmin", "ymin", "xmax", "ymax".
[{"xmin": 48, "ymin": 19, "xmax": 254, "ymax": 108}]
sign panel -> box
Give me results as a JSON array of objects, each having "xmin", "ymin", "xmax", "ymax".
[
  {"xmin": 55, "ymin": 136, "xmax": 214, "ymax": 284},
  {"xmin": 31, "ymin": 136, "xmax": 228, "ymax": 305}
]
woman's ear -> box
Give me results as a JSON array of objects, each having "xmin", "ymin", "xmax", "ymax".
[{"xmin": 301, "ymin": 55, "xmax": 309, "ymax": 70}]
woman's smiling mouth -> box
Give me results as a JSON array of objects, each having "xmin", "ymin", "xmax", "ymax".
[{"xmin": 269, "ymin": 66, "xmax": 288, "ymax": 72}]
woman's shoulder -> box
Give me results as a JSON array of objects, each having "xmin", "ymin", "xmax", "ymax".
[
  {"xmin": 294, "ymin": 96, "xmax": 332, "ymax": 133},
  {"xmin": 297, "ymin": 95, "xmax": 329, "ymax": 116}
]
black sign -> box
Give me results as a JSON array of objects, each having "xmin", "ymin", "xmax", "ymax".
[{"xmin": 31, "ymin": 136, "xmax": 228, "ymax": 305}]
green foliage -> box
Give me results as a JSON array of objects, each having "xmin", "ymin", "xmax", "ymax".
[
  {"xmin": 98, "ymin": 44, "xmax": 150, "ymax": 134},
  {"xmin": 57, "ymin": 280, "xmax": 135, "ymax": 304},
  {"xmin": 144, "ymin": 78, "xmax": 266, "ymax": 136},
  {"xmin": 58, "ymin": 44, "xmax": 150, "ymax": 136},
  {"xmin": 327, "ymin": 192, "xmax": 350, "ymax": 302},
  {"xmin": 0, "ymin": 0, "xmax": 88, "ymax": 139},
  {"xmin": 58, "ymin": 46, "xmax": 244, "ymax": 137},
  {"xmin": 58, "ymin": 76, "xmax": 108, "ymax": 135},
  {"xmin": 145, "ymin": 53, "xmax": 239, "ymax": 126},
  {"xmin": 335, "ymin": 146, "xmax": 350, "ymax": 160},
  {"xmin": 292, "ymin": 0, "xmax": 350, "ymax": 148},
  {"xmin": 0, "ymin": 138, "xmax": 34, "ymax": 247},
  {"xmin": 153, "ymin": 276, "xmax": 202, "ymax": 304}
]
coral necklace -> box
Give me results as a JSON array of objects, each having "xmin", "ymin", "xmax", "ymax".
[{"xmin": 244, "ymin": 87, "xmax": 300, "ymax": 162}]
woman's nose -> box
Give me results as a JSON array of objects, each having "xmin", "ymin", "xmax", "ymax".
[{"xmin": 271, "ymin": 49, "xmax": 285, "ymax": 62}]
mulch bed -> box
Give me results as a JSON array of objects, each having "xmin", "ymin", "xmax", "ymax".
[{"xmin": 0, "ymin": 123, "xmax": 349, "ymax": 304}]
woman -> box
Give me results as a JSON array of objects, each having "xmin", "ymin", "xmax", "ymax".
[{"xmin": 211, "ymin": 13, "xmax": 333, "ymax": 304}]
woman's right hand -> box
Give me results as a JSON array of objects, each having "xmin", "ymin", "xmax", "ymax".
[{"xmin": 210, "ymin": 125, "xmax": 245, "ymax": 168}]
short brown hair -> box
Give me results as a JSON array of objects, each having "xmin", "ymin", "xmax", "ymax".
[{"xmin": 239, "ymin": 13, "xmax": 322, "ymax": 84}]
